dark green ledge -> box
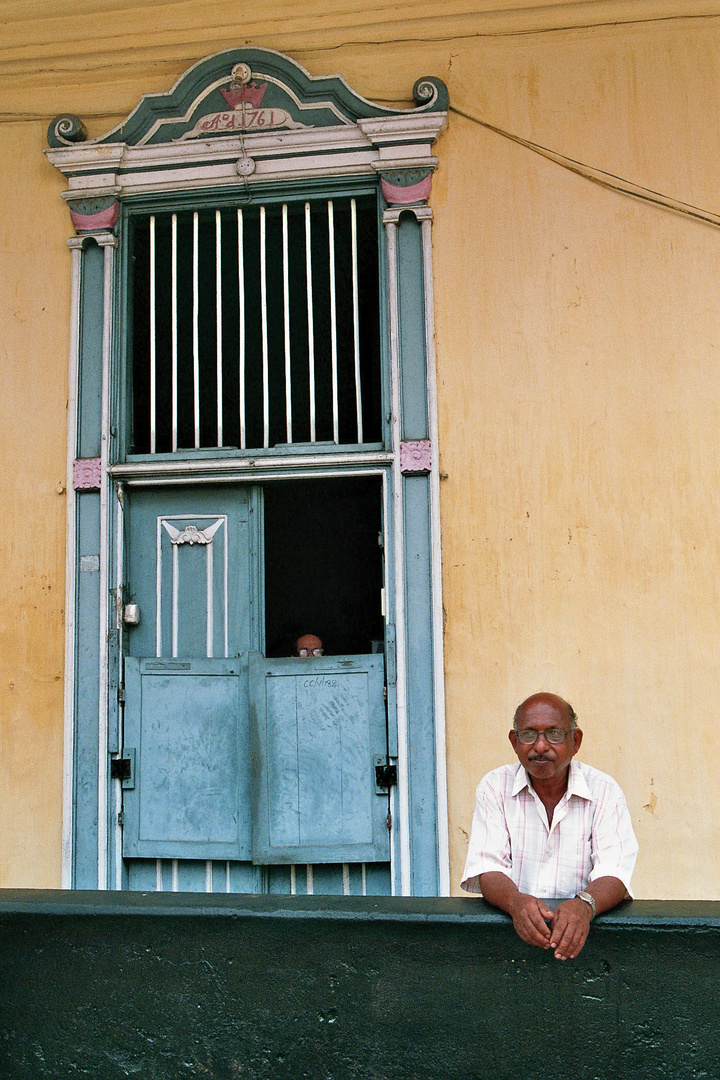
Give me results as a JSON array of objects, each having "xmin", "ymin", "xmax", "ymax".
[
  {"xmin": 0, "ymin": 889, "xmax": 719, "ymax": 928},
  {"xmin": 0, "ymin": 891, "xmax": 718, "ymax": 1080}
]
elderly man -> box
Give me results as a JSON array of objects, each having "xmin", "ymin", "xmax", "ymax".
[{"xmin": 461, "ymin": 692, "xmax": 638, "ymax": 960}]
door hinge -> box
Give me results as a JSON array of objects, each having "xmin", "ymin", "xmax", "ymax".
[
  {"xmin": 110, "ymin": 748, "xmax": 135, "ymax": 789},
  {"xmin": 375, "ymin": 761, "xmax": 397, "ymax": 792},
  {"xmin": 117, "ymin": 685, "xmax": 125, "ymax": 705}
]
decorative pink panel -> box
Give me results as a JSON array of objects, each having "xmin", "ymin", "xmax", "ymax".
[
  {"xmin": 73, "ymin": 457, "xmax": 102, "ymax": 490},
  {"xmin": 380, "ymin": 174, "xmax": 432, "ymax": 206},
  {"xmin": 400, "ymin": 440, "xmax": 432, "ymax": 475},
  {"xmin": 69, "ymin": 200, "xmax": 120, "ymax": 234}
]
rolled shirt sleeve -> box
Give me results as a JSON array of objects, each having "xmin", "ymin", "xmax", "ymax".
[
  {"xmin": 461, "ymin": 769, "xmax": 515, "ymax": 894},
  {"xmin": 587, "ymin": 780, "xmax": 638, "ymax": 895}
]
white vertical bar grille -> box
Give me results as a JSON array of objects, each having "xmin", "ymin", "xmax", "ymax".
[
  {"xmin": 149, "ymin": 215, "xmax": 156, "ymax": 454},
  {"xmin": 282, "ymin": 203, "xmax": 292, "ymax": 443},
  {"xmin": 135, "ymin": 194, "xmax": 379, "ymax": 455},
  {"xmin": 171, "ymin": 214, "xmax": 178, "ymax": 453},
  {"xmin": 328, "ymin": 200, "xmax": 339, "ymax": 444},
  {"xmin": 306, "ymin": 864, "xmax": 314, "ymax": 895},
  {"xmin": 260, "ymin": 205, "xmax": 270, "ymax": 448},
  {"xmin": 305, "ymin": 202, "xmax": 316, "ymax": 441},
  {"xmin": 342, "ymin": 862, "xmax": 350, "ymax": 895},
  {"xmin": 205, "ymin": 860, "xmax": 213, "ymax": 893},
  {"xmin": 351, "ymin": 199, "xmax": 364, "ymax": 443},
  {"xmin": 192, "ymin": 211, "xmax": 200, "ymax": 448},
  {"xmin": 216, "ymin": 210, "xmax": 223, "ymax": 447},
  {"xmin": 237, "ymin": 209, "xmax": 246, "ymax": 450},
  {"xmin": 156, "ymin": 859, "xmax": 163, "ymax": 891}
]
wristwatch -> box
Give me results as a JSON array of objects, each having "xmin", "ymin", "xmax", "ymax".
[{"xmin": 576, "ymin": 891, "xmax": 596, "ymax": 918}]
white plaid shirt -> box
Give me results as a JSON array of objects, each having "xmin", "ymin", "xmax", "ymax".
[{"xmin": 461, "ymin": 760, "xmax": 638, "ymax": 898}]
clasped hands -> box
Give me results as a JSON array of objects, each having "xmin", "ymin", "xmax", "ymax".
[{"xmin": 508, "ymin": 892, "xmax": 592, "ymax": 960}]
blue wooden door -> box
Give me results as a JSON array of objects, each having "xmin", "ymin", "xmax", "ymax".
[
  {"xmin": 121, "ymin": 485, "xmax": 259, "ymax": 861},
  {"xmin": 249, "ymin": 653, "xmax": 390, "ymax": 864},
  {"xmin": 120, "ymin": 483, "xmax": 390, "ymax": 887}
]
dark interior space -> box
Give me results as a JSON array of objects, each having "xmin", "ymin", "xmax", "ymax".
[{"xmin": 264, "ymin": 476, "xmax": 384, "ymax": 656}]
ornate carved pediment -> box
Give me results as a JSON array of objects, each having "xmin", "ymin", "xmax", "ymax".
[{"xmin": 45, "ymin": 48, "xmax": 448, "ymax": 217}]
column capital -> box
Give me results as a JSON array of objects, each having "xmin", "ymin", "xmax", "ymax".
[
  {"xmin": 378, "ymin": 167, "xmax": 434, "ymax": 209},
  {"xmin": 67, "ymin": 196, "xmax": 119, "ymax": 236}
]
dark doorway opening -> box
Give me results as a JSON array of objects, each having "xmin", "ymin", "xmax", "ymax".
[{"xmin": 264, "ymin": 476, "xmax": 384, "ymax": 657}]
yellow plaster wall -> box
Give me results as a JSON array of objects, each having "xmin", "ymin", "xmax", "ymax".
[
  {"xmin": 0, "ymin": 121, "xmax": 69, "ymax": 886},
  {"xmin": 1, "ymin": 2, "xmax": 719, "ymax": 895}
]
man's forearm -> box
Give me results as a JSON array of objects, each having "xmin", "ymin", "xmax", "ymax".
[
  {"xmin": 477, "ymin": 871, "xmax": 522, "ymax": 913},
  {"xmin": 582, "ymin": 875, "xmax": 628, "ymax": 915}
]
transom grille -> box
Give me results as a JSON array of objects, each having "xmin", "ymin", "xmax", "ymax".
[{"xmin": 130, "ymin": 195, "xmax": 382, "ymax": 455}]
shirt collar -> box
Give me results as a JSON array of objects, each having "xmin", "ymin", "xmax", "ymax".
[{"xmin": 511, "ymin": 760, "xmax": 593, "ymax": 801}]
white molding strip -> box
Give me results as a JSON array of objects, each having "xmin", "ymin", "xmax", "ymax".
[
  {"xmin": 385, "ymin": 216, "xmax": 411, "ymax": 896},
  {"xmin": 46, "ymin": 114, "xmax": 445, "ymax": 201},
  {"xmin": 96, "ymin": 234, "xmax": 118, "ymax": 891},
  {"xmin": 113, "ymin": 481, "xmax": 125, "ymax": 890},
  {"xmin": 421, "ymin": 215, "xmax": 450, "ymax": 897},
  {"xmin": 62, "ymin": 238, "xmax": 84, "ymax": 889}
]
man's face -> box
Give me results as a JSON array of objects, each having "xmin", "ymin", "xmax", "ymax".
[{"xmin": 508, "ymin": 694, "xmax": 582, "ymax": 783}]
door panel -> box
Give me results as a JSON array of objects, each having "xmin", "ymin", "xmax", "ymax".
[
  {"xmin": 249, "ymin": 653, "xmax": 389, "ymax": 864},
  {"xmin": 123, "ymin": 657, "xmax": 251, "ymax": 859},
  {"xmin": 124, "ymin": 485, "xmax": 258, "ymax": 662},
  {"xmin": 122, "ymin": 485, "xmax": 258, "ymax": 861}
]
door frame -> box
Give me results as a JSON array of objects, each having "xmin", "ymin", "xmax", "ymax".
[{"xmin": 55, "ymin": 48, "xmax": 449, "ymax": 896}]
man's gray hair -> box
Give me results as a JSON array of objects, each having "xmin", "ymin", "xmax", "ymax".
[{"xmin": 513, "ymin": 699, "xmax": 578, "ymax": 731}]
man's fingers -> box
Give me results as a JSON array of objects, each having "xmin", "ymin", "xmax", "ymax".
[
  {"xmin": 554, "ymin": 922, "xmax": 588, "ymax": 960},
  {"xmin": 512, "ymin": 896, "xmax": 552, "ymax": 948},
  {"xmin": 549, "ymin": 901, "xmax": 591, "ymax": 960}
]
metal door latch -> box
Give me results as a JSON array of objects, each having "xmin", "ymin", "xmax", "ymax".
[{"xmin": 110, "ymin": 748, "xmax": 135, "ymax": 789}]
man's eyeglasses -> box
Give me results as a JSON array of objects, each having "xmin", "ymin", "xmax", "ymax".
[
  {"xmin": 515, "ymin": 728, "xmax": 569, "ymax": 744},
  {"xmin": 298, "ymin": 647, "xmax": 323, "ymax": 657}
]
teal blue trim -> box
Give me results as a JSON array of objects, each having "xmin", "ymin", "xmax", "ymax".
[
  {"xmin": 396, "ymin": 214, "xmax": 429, "ymax": 441},
  {"xmin": 123, "ymin": 443, "xmax": 385, "ymax": 464},
  {"xmin": 77, "ymin": 241, "xmax": 105, "ymax": 458},
  {"xmin": 392, "ymin": 211, "xmax": 439, "ymax": 894},
  {"xmin": 402, "ymin": 475, "xmax": 437, "ymax": 894},
  {"xmin": 377, "ymin": 195, "xmax": 392, "ymax": 450},
  {"xmin": 121, "ymin": 176, "xmax": 380, "ymax": 218},
  {"xmin": 73, "ymin": 491, "xmax": 102, "ymax": 889}
]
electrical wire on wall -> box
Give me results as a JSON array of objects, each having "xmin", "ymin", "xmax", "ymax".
[{"xmin": 450, "ymin": 104, "xmax": 720, "ymax": 230}]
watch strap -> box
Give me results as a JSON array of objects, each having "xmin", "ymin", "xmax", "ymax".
[{"xmin": 576, "ymin": 890, "xmax": 596, "ymax": 918}]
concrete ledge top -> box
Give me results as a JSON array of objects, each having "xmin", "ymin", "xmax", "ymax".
[{"xmin": 0, "ymin": 889, "xmax": 719, "ymax": 929}]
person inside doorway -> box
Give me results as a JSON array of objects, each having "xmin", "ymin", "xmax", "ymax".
[{"xmin": 295, "ymin": 634, "xmax": 324, "ymax": 657}]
